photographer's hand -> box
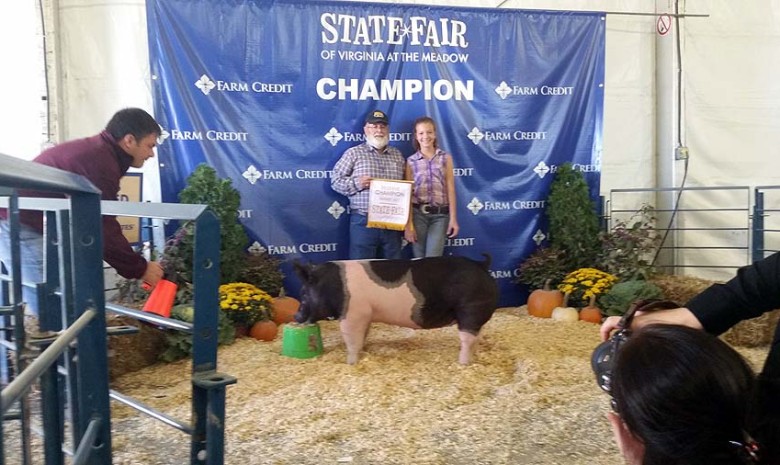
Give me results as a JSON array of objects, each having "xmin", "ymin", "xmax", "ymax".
[{"xmin": 599, "ymin": 307, "xmax": 704, "ymax": 341}]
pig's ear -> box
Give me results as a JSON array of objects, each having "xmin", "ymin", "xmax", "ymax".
[{"xmin": 293, "ymin": 260, "xmax": 313, "ymax": 282}]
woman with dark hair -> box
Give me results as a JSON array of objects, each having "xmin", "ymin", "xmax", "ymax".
[{"xmin": 607, "ymin": 324, "xmax": 779, "ymax": 465}]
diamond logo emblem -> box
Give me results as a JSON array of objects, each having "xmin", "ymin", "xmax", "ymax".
[
  {"xmin": 157, "ymin": 126, "xmax": 169, "ymax": 145},
  {"xmin": 195, "ymin": 74, "xmax": 216, "ymax": 95},
  {"xmin": 243, "ymin": 165, "xmax": 262, "ymax": 185},
  {"xmin": 324, "ymin": 127, "xmax": 344, "ymax": 147},
  {"xmin": 467, "ymin": 127, "xmax": 484, "ymax": 145},
  {"xmin": 532, "ymin": 229, "xmax": 546, "ymax": 246},
  {"xmin": 248, "ymin": 241, "xmax": 267, "ymax": 255},
  {"xmin": 533, "ymin": 161, "xmax": 551, "ymax": 179},
  {"xmin": 495, "ymin": 81, "xmax": 512, "ymax": 99},
  {"xmin": 467, "ymin": 197, "xmax": 484, "ymax": 215},
  {"xmin": 328, "ymin": 201, "xmax": 346, "ymax": 219}
]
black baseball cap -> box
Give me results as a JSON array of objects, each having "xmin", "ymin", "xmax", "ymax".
[{"xmin": 365, "ymin": 110, "xmax": 389, "ymax": 125}]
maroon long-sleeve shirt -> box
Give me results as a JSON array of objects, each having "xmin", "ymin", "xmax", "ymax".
[{"xmin": 2, "ymin": 131, "xmax": 147, "ymax": 279}]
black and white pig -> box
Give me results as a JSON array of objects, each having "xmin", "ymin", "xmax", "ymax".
[{"xmin": 293, "ymin": 254, "xmax": 498, "ymax": 365}]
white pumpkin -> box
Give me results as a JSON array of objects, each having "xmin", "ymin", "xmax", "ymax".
[
  {"xmin": 551, "ymin": 306, "xmax": 579, "ymax": 323},
  {"xmin": 551, "ymin": 291, "xmax": 579, "ymax": 323}
]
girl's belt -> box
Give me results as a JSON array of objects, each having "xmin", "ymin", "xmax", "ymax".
[{"xmin": 414, "ymin": 204, "xmax": 449, "ymax": 214}]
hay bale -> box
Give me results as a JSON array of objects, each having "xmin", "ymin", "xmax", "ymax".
[
  {"xmin": 651, "ymin": 274, "xmax": 779, "ymax": 348},
  {"xmin": 16, "ymin": 305, "xmax": 167, "ymax": 380},
  {"xmin": 649, "ymin": 274, "xmax": 715, "ymax": 304},
  {"xmin": 106, "ymin": 314, "xmax": 168, "ymax": 380},
  {"xmin": 722, "ymin": 310, "xmax": 780, "ymax": 348}
]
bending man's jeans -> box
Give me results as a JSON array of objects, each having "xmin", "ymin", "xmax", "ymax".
[
  {"xmin": 0, "ymin": 219, "xmax": 43, "ymax": 315},
  {"xmin": 348, "ymin": 213, "xmax": 402, "ymax": 260}
]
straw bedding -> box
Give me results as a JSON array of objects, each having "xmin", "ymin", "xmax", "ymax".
[
  {"xmin": 5, "ymin": 274, "xmax": 776, "ymax": 464},
  {"xmin": 108, "ymin": 307, "xmax": 771, "ymax": 465}
]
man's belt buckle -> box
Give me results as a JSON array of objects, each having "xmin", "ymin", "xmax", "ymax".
[{"xmin": 420, "ymin": 204, "xmax": 431, "ymax": 214}]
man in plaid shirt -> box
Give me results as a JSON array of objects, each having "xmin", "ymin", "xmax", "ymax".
[{"xmin": 331, "ymin": 109, "xmax": 406, "ymax": 259}]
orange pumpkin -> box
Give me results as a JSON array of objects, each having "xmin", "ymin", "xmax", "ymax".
[
  {"xmin": 579, "ymin": 295, "xmax": 603, "ymax": 324},
  {"xmin": 527, "ymin": 279, "xmax": 564, "ymax": 318},
  {"xmin": 249, "ymin": 320, "xmax": 278, "ymax": 341},
  {"xmin": 271, "ymin": 294, "xmax": 300, "ymax": 325}
]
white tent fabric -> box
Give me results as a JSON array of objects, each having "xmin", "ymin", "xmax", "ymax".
[{"xmin": 3, "ymin": 0, "xmax": 779, "ymax": 280}]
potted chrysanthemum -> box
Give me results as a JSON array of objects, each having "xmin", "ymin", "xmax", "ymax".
[
  {"xmin": 219, "ymin": 282, "xmax": 273, "ymax": 336},
  {"xmin": 557, "ymin": 268, "xmax": 618, "ymax": 307}
]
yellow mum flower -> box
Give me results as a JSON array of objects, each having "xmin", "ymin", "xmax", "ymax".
[
  {"xmin": 219, "ymin": 282, "xmax": 273, "ymax": 327},
  {"xmin": 557, "ymin": 268, "xmax": 618, "ymax": 306}
]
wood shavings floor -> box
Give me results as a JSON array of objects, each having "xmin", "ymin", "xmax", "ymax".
[{"xmin": 106, "ymin": 307, "xmax": 769, "ymax": 465}]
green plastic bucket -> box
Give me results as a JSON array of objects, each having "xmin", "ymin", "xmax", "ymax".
[{"xmin": 281, "ymin": 323, "xmax": 323, "ymax": 359}]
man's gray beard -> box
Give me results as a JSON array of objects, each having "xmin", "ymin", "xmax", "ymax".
[{"xmin": 366, "ymin": 135, "xmax": 388, "ymax": 150}]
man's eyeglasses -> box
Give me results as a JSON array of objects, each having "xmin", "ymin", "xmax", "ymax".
[{"xmin": 366, "ymin": 123, "xmax": 388, "ymax": 130}]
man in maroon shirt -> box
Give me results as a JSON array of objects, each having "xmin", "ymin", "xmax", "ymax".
[{"xmin": 0, "ymin": 108, "xmax": 164, "ymax": 315}]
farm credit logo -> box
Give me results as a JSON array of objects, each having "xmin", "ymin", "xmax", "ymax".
[
  {"xmin": 169, "ymin": 128, "xmax": 248, "ymax": 142},
  {"xmin": 265, "ymin": 242, "xmax": 338, "ymax": 255},
  {"xmin": 467, "ymin": 197, "xmax": 547, "ymax": 215},
  {"xmin": 323, "ymin": 127, "xmax": 411, "ymax": 146},
  {"xmin": 194, "ymin": 74, "xmax": 293, "ymax": 96},
  {"xmin": 467, "ymin": 127, "xmax": 547, "ymax": 145},
  {"xmin": 248, "ymin": 241, "xmax": 338, "ymax": 255},
  {"xmin": 494, "ymin": 81, "xmax": 575, "ymax": 100},
  {"xmin": 490, "ymin": 268, "xmax": 522, "ymax": 279},
  {"xmin": 242, "ymin": 165, "xmax": 334, "ymax": 185}
]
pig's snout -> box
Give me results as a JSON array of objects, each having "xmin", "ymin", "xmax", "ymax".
[{"xmin": 294, "ymin": 307, "xmax": 310, "ymax": 324}]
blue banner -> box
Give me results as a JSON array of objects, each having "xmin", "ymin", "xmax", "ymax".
[{"xmin": 147, "ymin": 0, "xmax": 605, "ymax": 306}]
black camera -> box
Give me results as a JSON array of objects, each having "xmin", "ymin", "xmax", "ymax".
[
  {"xmin": 591, "ymin": 328, "xmax": 631, "ymax": 394},
  {"xmin": 591, "ymin": 300, "xmax": 681, "ymax": 394}
]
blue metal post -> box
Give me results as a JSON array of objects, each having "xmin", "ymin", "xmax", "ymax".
[
  {"xmin": 41, "ymin": 211, "xmax": 65, "ymax": 464},
  {"xmin": 598, "ymin": 195, "xmax": 608, "ymax": 232},
  {"xmin": 57, "ymin": 209, "xmax": 82, "ymax": 447},
  {"xmin": 190, "ymin": 210, "xmax": 221, "ymax": 463},
  {"xmin": 40, "ymin": 345, "xmax": 64, "ymax": 465},
  {"xmin": 69, "ymin": 192, "xmax": 112, "ymax": 464},
  {"xmin": 753, "ymin": 190, "xmax": 765, "ymax": 263},
  {"xmin": 7, "ymin": 192, "xmax": 32, "ymax": 464}
]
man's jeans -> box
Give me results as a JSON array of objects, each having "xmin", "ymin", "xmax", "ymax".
[
  {"xmin": 0, "ymin": 219, "xmax": 43, "ymax": 315},
  {"xmin": 349, "ymin": 214, "xmax": 402, "ymax": 259},
  {"xmin": 411, "ymin": 212, "xmax": 449, "ymax": 258}
]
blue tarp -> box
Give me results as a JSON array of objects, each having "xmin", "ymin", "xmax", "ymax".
[{"xmin": 147, "ymin": 0, "xmax": 605, "ymax": 305}]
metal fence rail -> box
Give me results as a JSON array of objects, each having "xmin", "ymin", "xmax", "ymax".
[
  {"xmin": 608, "ymin": 185, "xmax": 780, "ymax": 280},
  {"xmin": 0, "ymin": 152, "xmax": 111, "ymax": 464},
  {"xmin": 0, "ymin": 153, "xmax": 235, "ymax": 465},
  {"xmin": 752, "ymin": 186, "xmax": 780, "ymax": 262}
]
